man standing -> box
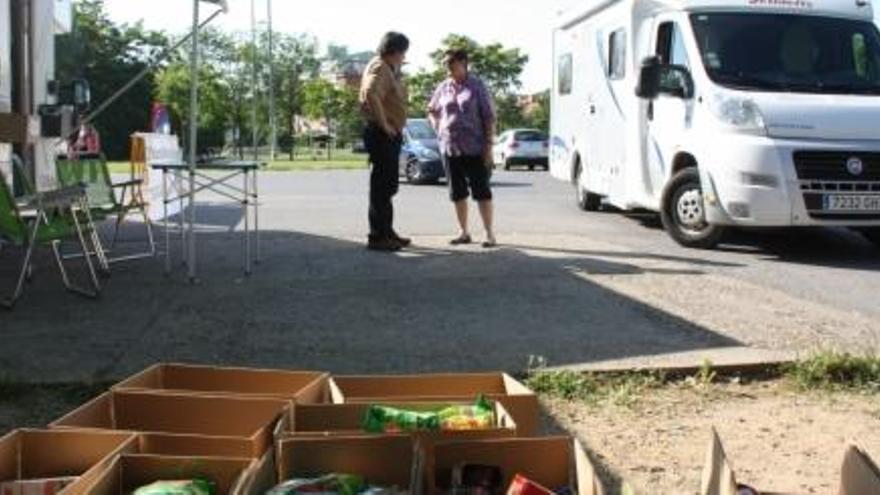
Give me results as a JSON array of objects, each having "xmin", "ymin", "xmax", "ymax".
[{"xmin": 360, "ymin": 32, "xmax": 411, "ymax": 252}]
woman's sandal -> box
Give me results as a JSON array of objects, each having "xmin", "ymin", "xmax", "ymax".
[
  {"xmin": 450, "ymin": 234, "xmax": 473, "ymax": 246},
  {"xmin": 482, "ymin": 239, "xmax": 498, "ymax": 249}
]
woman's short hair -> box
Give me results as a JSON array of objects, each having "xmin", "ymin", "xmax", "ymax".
[
  {"xmin": 444, "ymin": 49, "xmax": 469, "ymax": 66},
  {"xmin": 378, "ymin": 32, "xmax": 410, "ymax": 57}
]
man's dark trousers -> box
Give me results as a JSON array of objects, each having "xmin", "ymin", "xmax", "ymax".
[{"xmin": 364, "ymin": 124, "xmax": 402, "ymax": 240}]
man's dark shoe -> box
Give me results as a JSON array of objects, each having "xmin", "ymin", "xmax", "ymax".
[
  {"xmin": 367, "ymin": 237, "xmax": 402, "ymax": 252},
  {"xmin": 391, "ymin": 232, "xmax": 412, "ymax": 247}
]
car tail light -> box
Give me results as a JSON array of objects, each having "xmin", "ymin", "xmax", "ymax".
[{"xmin": 509, "ymin": 142, "xmax": 520, "ymax": 149}]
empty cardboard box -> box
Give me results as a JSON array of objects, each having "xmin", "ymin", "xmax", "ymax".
[
  {"xmin": 330, "ymin": 374, "xmax": 540, "ymax": 436},
  {"xmin": 276, "ymin": 435, "xmax": 421, "ymax": 495},
  {"xmin": 113, "ymin": 364, "xmax": 328, "ymax": 404},
  {"xmin": 701, "ymin": 429, "xmax": 880, "ymax": 495},
  {"xmin": 0, "ymin": 429, "xmax": 137, "ymax": 495},
  {"xmin": 429, "ymin": 437, "xmax": 604, "ymax": 495},
  {"xmin": 287, "ymin": 400, "xmax": 518, "ymax": 440},
  {"xmin": 50, "ymin": 391, "xmax": 290, "ymax": 457},
  {"xmin": 80, "ymin": 454, "xmax": 253, "ymax": 495}
]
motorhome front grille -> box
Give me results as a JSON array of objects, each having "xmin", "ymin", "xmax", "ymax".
[{"xmin": 793, "ymin": 151, "xmax": 880, "ymax": 181}]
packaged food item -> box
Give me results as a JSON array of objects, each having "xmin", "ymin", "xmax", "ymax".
[
  {"xmin": 437, "ymin": 397, "xmax": 495, "ymax": 431},
  {"xmin": 451, "ymin": 464, "xmax": 503, "ymax": 495},
  {"xmin": 506, "ymin": 475, "xmax": 554, "ymax": 495},
  {"xmin": 265, "ymin": 474, "xmax": 366, "ymax": 495},
  {"xmin": 133, "ymin": 479, "xmax": 216, "ymax": 495},
  {"xmin": 362, "ymin": 397, "xmax": 494, "ymax": 434},
  {"xmin": 0, "ymin": 477, "xmax": 78, "ymax": 495}
]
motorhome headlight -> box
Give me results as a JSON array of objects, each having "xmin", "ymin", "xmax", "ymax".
[{"xmin": 709, "ymin": 94, "xmax": 767, "ymax": 134}]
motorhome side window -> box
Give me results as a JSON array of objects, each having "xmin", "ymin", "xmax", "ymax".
[
  {"xmin": 558, "ymin": 53, "xmax": 573, "ymax": 95},
  {"xmin": 608, "ymin": 29, "xmax": 626, "ymax": 80}
]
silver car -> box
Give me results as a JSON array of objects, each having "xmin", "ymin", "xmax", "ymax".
[{"xmin": 493, "ymin": 129, "xmax": 549, "ymax": 171}]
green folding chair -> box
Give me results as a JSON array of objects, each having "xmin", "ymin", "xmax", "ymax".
[
  {"xmin": 56, "ymin": 153, "xmax": 156, "ymax": 263},
  {"xmin": 0, "ymin": 155, "xmax": 104, "ymax": 309}
]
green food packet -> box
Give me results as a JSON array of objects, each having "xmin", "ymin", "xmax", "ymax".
[
  {"xmin": 362, "ymin": 405, "xmax": 442, "ymax": 433},
  {"xmin": 133, "ymin": 478, "xmax": 216, "ymax": 495}
]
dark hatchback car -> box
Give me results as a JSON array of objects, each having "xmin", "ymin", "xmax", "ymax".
[{"xmin": 399, "ymin": 119, "xmax": 445, "ymax": 184}]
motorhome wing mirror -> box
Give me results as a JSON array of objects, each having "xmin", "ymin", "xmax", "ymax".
[
  {"xmin": 659, "ymin": 65, "xmax": 695, "ymax": 99},
  {"xmin": 636, "ymin": 56, "xmax": 663, "ymax": 99}
]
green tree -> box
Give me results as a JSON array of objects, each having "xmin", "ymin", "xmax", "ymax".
[
  {"xmin": 525, "ymin": 90, "xmax": 550, "ymax": 132},
  {"xmin": 301, "ymin": 79, "xmax": 354, "ymax": 159},
  {"xmin": 55, "ymin": 0, "xmax": 167, "ymax": 159},
  {"xmin": 273, "ymin": 34, "xmax": 320, "ymax": 159},
  {"xmin": 406, "ymin": 69, "xmax": 443, "ymax": 118}
]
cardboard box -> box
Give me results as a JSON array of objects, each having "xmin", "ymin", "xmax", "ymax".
[
  {"xmin": 80, "ymin": 454, "xmax": 253, "ymax": 495},
  {"xmin": 839, "ymin": 443, "xmax": 880, "ymax": 495},
  {"xmin": 135, "ymin": 434, "xmax": 276, "ymax": 495},
  {"xmin": 50, "ymin": 391, "xmax": 290, "ymax": 457},
  {"xmin": 0, "ymin": 429, "xmax": 138, "ymax": 495},
  {"xmin": 330, "ymin": 374, "xmax": 541, "ymax": 436},
  {"xmin": 701, "ymin": 429, "xmax": 880, "ymax": 495},
  {"xmin": 287, "ymin": 400, "xmax": 518, "ymax": 440},
  {"xmin": 428, "ymin": 437, "xmax": 604, "ymax": 495},
  {"xmin": 113, "ymin": 364, "xmax": 328, "ymax": 404},
  {"xmin": 276, "ymin": 435, "xmax": 421, "ymax": 495}
]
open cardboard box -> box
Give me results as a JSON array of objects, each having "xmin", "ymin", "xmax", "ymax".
[
  {"xmin": 329, "ymin": 373, "xmax": 540, "ymax": 436},
  {"xmin": 0, "ymin": 429, "xmax": 137, "ymax": 495},
  {"xmin": 49, "ymin": 391, "xmax": 290, "ymax": 457},
  {"xmin": 701, "ymin": 428, "xmax": 880, "ymax": 495},
  {"xmin": 135, "ymin": 434, "xmax": 277, "ymax": 495},
  {"xmin": 286, "ymin": 399, "xmax": 518, "ymax": 441},
  {"xmin": 429, "ymin": 437, "xmax": 604, "ymax": 495},
  {"xmin": 80, "ymin": 454, "xmax": 253, "ymax": 495},
  {"xmin": 113, "ymin": 364, "xmax": 328, "ymax": 404},
  {"xmin": 276, "ymin": 435, "xmax": 421, "ymax": 495}
]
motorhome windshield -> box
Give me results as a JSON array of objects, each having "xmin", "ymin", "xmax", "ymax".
[{"xmin": 690, "ymin": 13, "xmax": 880, "ymax": 94}]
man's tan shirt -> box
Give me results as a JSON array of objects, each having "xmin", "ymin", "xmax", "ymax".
[{"xmin": 359, "ymin": 56, "xmax": 408, "ymax": 133}]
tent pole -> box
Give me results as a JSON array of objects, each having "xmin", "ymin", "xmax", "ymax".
[
  {"xmin": 267, "ymin": 0, "xmax": 276, "ymax": 161},
  {"xmin": 187, "ymin": 0, "xmax": 200, "ymax": 283},
  {"xmin": 251, "ymin": 0, "xmax": 258, "ymax": 161}
]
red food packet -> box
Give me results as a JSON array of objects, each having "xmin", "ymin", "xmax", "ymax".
[{"xmin": 506, "ymin": 475, "xmax": 554, "ymax": 495}]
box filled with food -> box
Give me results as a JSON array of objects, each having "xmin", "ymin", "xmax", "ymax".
[{"xmin": 329, "ymin": 374, "xmax": 540, "ymax": 436}]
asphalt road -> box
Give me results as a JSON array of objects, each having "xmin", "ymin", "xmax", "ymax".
[
  {"xmin": 267, "ymin": 169, "xmax": 880, "ymax": 319},
  {"xmin": 1, "ymin": 169, "xmax": 878, "ymax": 382}
]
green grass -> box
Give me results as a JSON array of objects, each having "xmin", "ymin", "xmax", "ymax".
[
  {"xmin": 526, "ymin": 367, "xmax": 666, "ymax": 409},
  {"xmin": 107, "ymin": 151, "xmax": 368, "ymax": 175},
  {"xmin": 785, "ymin": 351, "xmax": 880, "ymax": 393}
]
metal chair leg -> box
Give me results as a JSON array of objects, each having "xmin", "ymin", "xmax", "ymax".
[{"xmin": 53, "ymin": 208, "xmax": 101, "ymax": 299}]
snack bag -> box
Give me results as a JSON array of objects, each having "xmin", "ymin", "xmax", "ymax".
[
  {"xmin": 266, "ymin": 474, "xmax": 366, "ymax": 495},
  {"xmin": 437, "ymin": 396, "xmax": 495, "ymax": 431},
  {"xmin": 506, "ymin": 475, "xmax": 554, "ymax": 495},
  {"xmin": 0, "ymin": 477, "xmax": 77, "ymax": 495},
  {"xmin": 362, "ymin": 406, "xmax": 442, "ymax": 433},
  {"xmin": 133, "ymin": 479, "xmax": 216, "ymax": 495}
]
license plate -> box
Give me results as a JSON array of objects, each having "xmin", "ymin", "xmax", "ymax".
[{"xmin": 824, "ymin": 194, "xmax": 880, "ymax": 212}]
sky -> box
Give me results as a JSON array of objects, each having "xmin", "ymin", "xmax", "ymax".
[{"xmin": 103, "ymin": 0, "xmax": 578, "ymax": 94}]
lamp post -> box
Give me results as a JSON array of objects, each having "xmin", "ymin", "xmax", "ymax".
[{"xmin": 250, "ymin": 0, "xmax": 258, "ymax": 161}]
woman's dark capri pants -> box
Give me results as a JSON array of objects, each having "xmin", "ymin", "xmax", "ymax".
[{"xmin": 445, "ymin": 154, "xmax": 493, "ymax": 202}]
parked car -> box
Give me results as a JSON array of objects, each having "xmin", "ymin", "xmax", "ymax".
[
  {"xmin": 493, "ymin": 129, "xmax": 549, "ymax": 171},
  {"xmin": 399, "ymin": 119, "xmax": 445, "ymax": 184}
]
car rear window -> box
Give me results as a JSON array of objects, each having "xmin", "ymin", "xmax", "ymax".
[{"xmin": 514, "ymin": 131, "xmax": 546, "ymax": 142}]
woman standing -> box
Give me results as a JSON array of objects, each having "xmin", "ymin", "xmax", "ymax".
[{"xmin": 428, "ymin": 49, "xmax": 497, "ymax": 248}]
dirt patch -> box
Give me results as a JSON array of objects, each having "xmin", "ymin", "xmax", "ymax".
[{"xmin": 542, "ymin": 381, "xmax": 880, "ymax": 494}]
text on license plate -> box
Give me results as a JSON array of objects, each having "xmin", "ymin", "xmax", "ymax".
[{"xmin": 824, "ymin": 194, "xmax": 880, "ymax": 212}]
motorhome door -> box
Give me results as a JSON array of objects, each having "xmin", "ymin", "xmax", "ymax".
[{"xmin": 646, "ymin": 16, "xmax": 695, "ymax": 199}]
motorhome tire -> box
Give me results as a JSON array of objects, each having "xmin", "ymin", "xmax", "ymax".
[
  {"xmin": 858, "ymin": 228, "xmax": 880, "ymax": 248},
  {"xmin": 575, "ymin": 167, "xmax": 602, "ymax": 211},
  {"xmin": 661, "ymin": 168, "xmax": 724, "ymax": 249}
]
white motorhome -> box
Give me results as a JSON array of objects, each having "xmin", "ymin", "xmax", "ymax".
[{"xmin": 551, "ymin": 0, "xmax": 880, "ymax": 248}]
